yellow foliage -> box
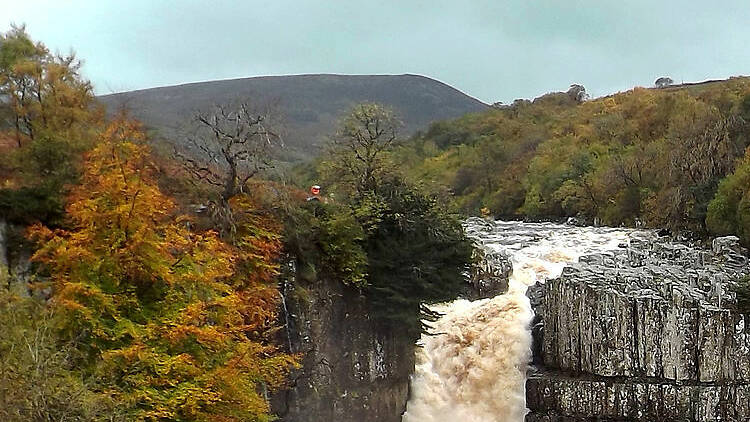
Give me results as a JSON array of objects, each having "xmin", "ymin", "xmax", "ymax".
[{"xmin": 30, "ymin": 119, "xmax": 296, "ymax": 421}]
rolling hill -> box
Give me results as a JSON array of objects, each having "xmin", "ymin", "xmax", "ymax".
[{"xmin": 98, "ymin": 74, "xmax": 487, "ymax": 160}]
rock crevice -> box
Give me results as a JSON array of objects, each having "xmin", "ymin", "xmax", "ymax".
[
  {"xmin": 271, "ymin": 274, "xmax": 414, "ymax": 422},
  {"xmin": 528, "ymin": 234, "xmax": 750, "ymax": 421}
]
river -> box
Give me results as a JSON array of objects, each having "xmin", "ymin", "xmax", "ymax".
[{"xmin": 402, "ymin": 220, "xmax": 642, "ymax": 422}]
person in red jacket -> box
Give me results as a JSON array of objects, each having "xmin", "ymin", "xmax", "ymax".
[{"xmin": 307, "ymin": 185, "xmax": 321, "ymax": 201}]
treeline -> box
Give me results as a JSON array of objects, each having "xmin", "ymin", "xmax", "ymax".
[
  {"xmin": 398, "ymin": 79, "xmax": 750, "ymax": 244},
  {"xmin": 0, "ymin": 27, "xmax": 472, "ymax": 421}
]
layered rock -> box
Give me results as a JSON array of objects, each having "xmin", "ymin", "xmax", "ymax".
[
  {"xmin": 527, "ymin": 375, "xmax": 750, "ymax": 421},
  {"xmin": 271, "ymin": 276, "xmax": 413, "ymax": 422},
  {"xmin": 464, "ymin": 217, "xmax": 512, "ymax": 299},
  {"xmin": 528, "ymin": 233, "xmax": 750, "ymax": 421},
  {"xmin": 466, "ymin": 244, "xmax": 512, "ymax": 299}
]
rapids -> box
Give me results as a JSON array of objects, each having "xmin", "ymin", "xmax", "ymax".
[{"xmin": 402, "ymin": 220, "xmax": 639, "ymax": 422}]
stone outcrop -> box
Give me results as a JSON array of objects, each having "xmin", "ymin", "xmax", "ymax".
[
  {"xmin": 271, "ymin": 275, "xmax": 414, "ymax": 422},
  {"xmin": 464, "ymin": 217, "xmax": 512, "ymax": 299},
  {"xmin": 0, "ymin": 219, "xmax": 32, "ymax": 296},
  {"xmin": 527, "ymin": 375, "xmax": 750, "ymax": 422},
  {"xmin": 466, "ymin": 245, "xmax": 512, "ymax": 299},
  {"xmin": 527, "ymin": 233, "xmax": 750, "ymax": 421},
  {"xmin": 0, "ymin": 219, "xmax": 9, "ymax": 289}
]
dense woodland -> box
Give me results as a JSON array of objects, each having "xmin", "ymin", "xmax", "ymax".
[
  {"xmin": 0, "ymin": 27, "xmax": 471, "ymax": 421},
  {"xmin": 395, "ymin": 79, "xmax": 750, "ymax": 245}
]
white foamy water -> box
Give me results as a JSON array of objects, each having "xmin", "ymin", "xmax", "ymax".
[{"xmin": 402, "ymin": 220, "xmax": 636, "ymax": 422}]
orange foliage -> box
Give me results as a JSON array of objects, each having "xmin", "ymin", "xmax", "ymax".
[{"xmin": 30, "ymin": 119, "xmax": 296, "ymax": 421}]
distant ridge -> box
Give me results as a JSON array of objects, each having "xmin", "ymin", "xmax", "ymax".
[{"xmin": 98, "ymin": 74, "xmax": 487, "ymax": 160}]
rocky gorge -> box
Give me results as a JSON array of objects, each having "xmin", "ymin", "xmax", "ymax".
[
  {"xmin": 527, "ymin": 231, "xmax": 750, "ymax": 421},
  {"xmin": 402, "ymin": 218, "xmax": 750, "ymax": 422},
  {"xmin": 4, "ymin": 212, "xmax": 749, "ymax": 421}
]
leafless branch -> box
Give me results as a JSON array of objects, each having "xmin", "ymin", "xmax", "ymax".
[{"xmin": 174, "ymin": 101, "xmax": 283, "ymax": 199}]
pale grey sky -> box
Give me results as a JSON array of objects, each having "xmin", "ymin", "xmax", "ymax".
[{"xmin": 3, "ymin": 0, "xmax": 749, "ymax": 103}]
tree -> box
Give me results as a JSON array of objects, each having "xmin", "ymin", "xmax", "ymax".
[
  {"xmin": 0, "ymin": 24, "xmax": 94, "ymax": 146},
  {"xmin": 282, "ymin": 198, "xmax": 368, "ymax": 287},
  {"xmin": 0, "ymin": 25, "xmax": 99, "ymax": 225},
  {"xmin": 0, "ymin": 24, "xmax": 47, "ymax": 146},
  {"xmin": 659, "ymin": 112, "xmax": 746, "ymax": 230},
  {"xmin": 360, "ymin": 177, "xmax": 473, "ymax": 336},
  {"xmin": 176, "ymin": 103, "xmax": 282, "ymax": 201},
  {"xmin": 567, "ymin": 84, "xmax": 589, "ymax": 103},
  {"xmin": 706, "ymin": 151, "xmax": 750, "ymax": 245},
  {"xmin": 0, "ymin": 292, "xmax": 121, "ymax": 421},
  {"xmin": 30, "ymin": 119, "xmax": 295, "ymax": 421},
  {"xmin": 321, "ymin": 103, "xmax": 473, "ymax": 337},
  {"xmin": 655, "ymin": 77, "xmax": 674, "ymax": 88},
  {"xmin": 323, "ymin": 103, "xmax": 402, "ymax": 196}
]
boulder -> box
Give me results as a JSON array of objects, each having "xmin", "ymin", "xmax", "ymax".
[{"xmin": 466, "ymin": 246, "xmax": 512, "ymax": 299}]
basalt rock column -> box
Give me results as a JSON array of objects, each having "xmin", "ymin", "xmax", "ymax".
[{"xmin": 527, "ymin": 235, "xmax": 750, "ymax": 421}]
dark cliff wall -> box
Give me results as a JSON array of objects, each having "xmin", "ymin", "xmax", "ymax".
[
  {"xmin": 0, "ymin": 219, "xmax": 31, "ymax": 296},
  {"xmin": 527, "ymin": 235, "xmax": 750, "ymax": 421},
  {"xmin": 272, "ymin": 276, "xmax": 414, "ymax": 422},
  {"xmin": 0, "ymin": 220, "xmax": 8, "ymax": 289}
]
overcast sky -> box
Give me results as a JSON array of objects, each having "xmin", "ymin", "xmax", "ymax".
[{"xmin": 3, "ymin": 0, "xmax": 749, "ymax": 103}]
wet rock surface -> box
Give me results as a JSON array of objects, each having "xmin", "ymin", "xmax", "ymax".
[
  {"xmin": 526, "ymin": 375, "xmax": 750, "ymax": 422},
  {"xmin": 528, "ymin": 232, "xmax": 750, "ymax": 421},
  {"xmin": 271, "ymin": 275, "xmax": 413, "ymax": 422},
  {"xmin": 464, "ymin": 217, "xmax": 512, "ymax": 299},
  {"xmin": 466, "ymin": 242, "xmax": 512, "ymax": 299}
]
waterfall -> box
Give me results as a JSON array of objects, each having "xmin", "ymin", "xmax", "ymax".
[{"xmin": 403, "ymin": 220, "xmax": 634, "ymax": 422}]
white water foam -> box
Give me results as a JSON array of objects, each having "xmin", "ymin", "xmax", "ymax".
[{"xmin": 403, "ymin": 221, "xmax": 634, "ymax": 422}]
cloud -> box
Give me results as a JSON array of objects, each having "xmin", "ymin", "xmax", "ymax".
[{"xmin": 3, "ymin": 0, "xmax": 749, "ymax": 102}]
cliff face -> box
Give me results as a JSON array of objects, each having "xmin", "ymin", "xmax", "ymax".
[
  {"xmin": 527, "ymin": 234, "xmax": 750, "ymax": 421},
  {"xmin": 0, "ymin": 220, "xmax": 8, "ymax": 289},
  {"xmin": 272, "ymin": 276, "xmax": 414, "ymax": 422},
  {"xmin": 0, "ymin": 220, "xmax": 31, "ymax": 296}
]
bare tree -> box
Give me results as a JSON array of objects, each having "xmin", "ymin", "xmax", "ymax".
[
  {"xmin": 176, "ymin": 102, "xmax": 282, "ymax": 200},
  {"xmin": 325, "ymin": 103, "xmax": 402, "ymax": 195}
]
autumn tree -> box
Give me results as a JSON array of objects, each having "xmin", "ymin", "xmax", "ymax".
[
  {"xmin": 0, "ymin": 291, "xmax": 122, "ymax": 421},
  {"xmin": 30, "ymin": 119, "xmax": 295, "ymax": 421},
  {"xmin": 176, "ymin": 103, "xmax": 282, "ymax": 201},
  {"xmin": 707, "ymin": 150, "xmax": 750, "ymax": 245},
  {"xmin": 653, "ymin": 107, "xmax": 747, "ymax": 230},
  {"xmin": 0, "ymin": 25, "xmax": 99, "ymax": 224},
  {"xmin": 0, "ymin": 24, "xmax": 95, "ymax": 146}
]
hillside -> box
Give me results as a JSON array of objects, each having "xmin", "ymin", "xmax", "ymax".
[
  {"xmin": 98, "ymin": 74, "xmax": 487, "ymax": 160},
  {"xmin": 397, "ymin": 76, "xmax": 750, "ymax": 242}
]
